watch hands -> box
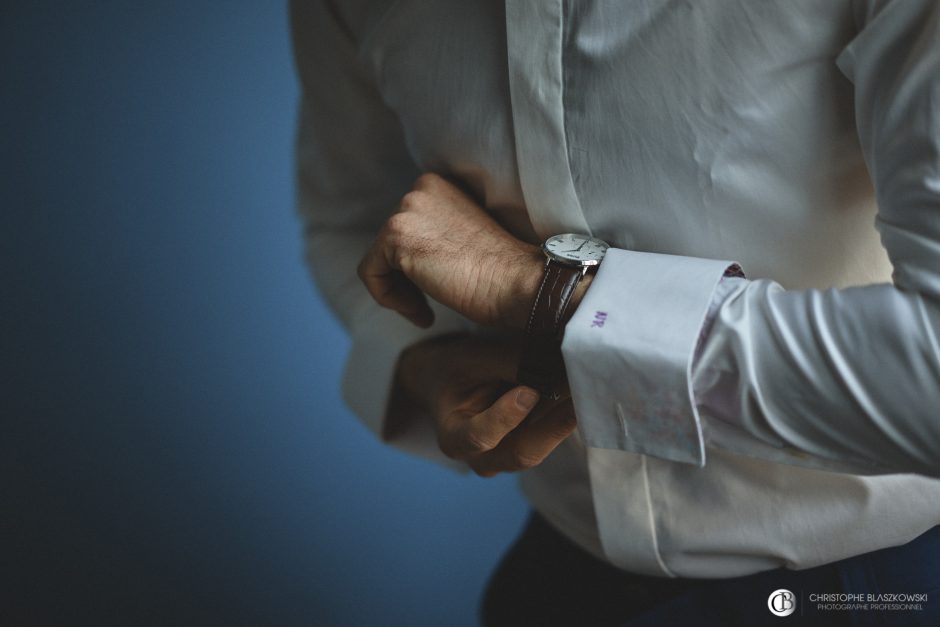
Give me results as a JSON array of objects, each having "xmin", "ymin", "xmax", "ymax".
[{"xmin": 561, "ymin": 240, "xmax": 589, "ymax": 253}]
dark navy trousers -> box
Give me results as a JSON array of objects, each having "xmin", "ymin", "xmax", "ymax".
[{"xmin": 482, "ymin": 512, "xmax": 940, "ymax": 627}]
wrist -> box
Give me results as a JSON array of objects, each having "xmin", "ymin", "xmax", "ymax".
[
  {"xmin": 502, "ymin": 244, "xmax": 546, "ymax": 330},
  {"xmin": 504, "ymin": 251, "xmax": 597, "ymax": 331},
  {"xmin": 564, "ymin": 272, "xmax": 593, "ymax": 326}
]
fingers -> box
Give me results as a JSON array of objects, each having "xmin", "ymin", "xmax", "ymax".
[
  {"xmin": 413, "ymin": 172, "xmax": 467, "ymax": 203},
  {"xmin": 357, "ymin": 229, "xmax": 434, "ymax": 328},
  {"xmin": 468, "ymin": 399, "xmax": 577, "ymax": 478},
  {"xmin": 435, "ymin": 384, "xmax": 577, "ymax": 477},
  {"xmin": 379, "ymin": 271, "xmax": 434, "ymax": 328},
  {"xmin": 437, "ymin": 386, "xmax": 540, "ymax": 460},
  {"xmin": 456, "ymin": 337, "xmax": 525, "ymax": 384},
  {"xmin": 358, "ymin": 173, "xmax": 509, "ymax": 329}
]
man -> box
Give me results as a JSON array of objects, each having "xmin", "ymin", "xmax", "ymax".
[{"xmin": 292, "ymin": 0, "xmax": 940, "ymax": 624}]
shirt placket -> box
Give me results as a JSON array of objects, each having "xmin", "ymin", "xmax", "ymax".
[
  {"xmin": 505, "ymin": 0, "xmax": 671, "ymax": 577},
  {"xmin": 504, "ymin": 0, "xmax": 590, "ymax": 239}
]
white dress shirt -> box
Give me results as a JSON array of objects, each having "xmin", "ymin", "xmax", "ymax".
[{"xmin": 291, "ymin": 0, "xmax": 940, "ymax": 578}]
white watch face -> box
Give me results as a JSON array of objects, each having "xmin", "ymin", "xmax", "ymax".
[{"xmin": 543, "ymin": 234, "xmax": 609, "ymax": 266}]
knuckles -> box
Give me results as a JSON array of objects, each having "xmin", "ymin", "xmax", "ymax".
[
  {"xmin": 507, "ymin": 447, "xmax": 542, "ymax": 471},
  {"xmin": 412, "ymin": 172, "xmax": 445, "ymax": 192},
  {"xmin": 379, "ymin": 213, "xmax": 412, "ymax": 266},
  {"xmin": 355, "ymin": 257, "xmax": 368, "ymax": 282},
  {"xmin": 383, "ymin": 211, "xmax": 412, "ymax": 238},
  {"xmin": 438, "ymin": 428, "xmax": 496, "ymax": 460},
  {"xmin": 382, "ymin": 208, "xmax": 427, "ymax": 256},
  {"xmin": 378, "ymin": 172, "xmax": 452, "ymax": 251},
  {"xmin": 379, "ymin": 213, "xmax": 409, "ymax": 248},
  {"xmin": 432, "ymin": 405, "xmax": 576, "ymax": 474},
  {"xmin": 461, "ymin": 429, "xmax": 497, "ymax": 456},
  {"xmin": 402, "ymin": 172, "xmax": 452, "ymax": 211},
  {"xmin": 399, "ymin": 190, "xmax": 426, "ymax": 213},
  {"xmin": 550, "ymin": 416, "xmax": 578, "ymax": 439}
]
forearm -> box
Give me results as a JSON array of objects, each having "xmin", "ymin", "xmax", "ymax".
[
  {"xmin": 695, "ymin": 279, "xmax": 940, "ymax": 475},
  {"xmin": 501, "ymin": 247, "xmax": 597, "ymax": 332},
  {"xmin": 562, "ymin": 246, "xmax": 940, "ymax": 475}
]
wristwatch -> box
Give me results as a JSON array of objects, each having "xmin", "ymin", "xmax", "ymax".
[{"xmin": 517, "ymin": 233, "xmax": 609, "ymax": 399}]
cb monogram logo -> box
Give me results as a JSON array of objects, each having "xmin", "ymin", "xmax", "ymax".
[{"xmin": 768, "ymin": 589, "xmax": 796, "ymax": 617}]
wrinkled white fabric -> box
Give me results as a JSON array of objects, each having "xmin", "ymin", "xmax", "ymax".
[{"xmin": 291, "ymin": 0, "xmax": 940, "ymax": 577}]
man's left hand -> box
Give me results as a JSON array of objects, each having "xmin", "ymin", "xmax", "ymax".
[{"xmin": 358, "ymin": 173, "xmax": 544, "ymax": 329}]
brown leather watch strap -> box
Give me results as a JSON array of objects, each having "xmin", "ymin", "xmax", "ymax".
[{"xmin": 517, "ymin": 260, "xmax": 584, "ymax": 398}]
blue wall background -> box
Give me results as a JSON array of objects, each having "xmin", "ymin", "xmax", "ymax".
[{"xmin": 2, "ymin": 3, "xmax": 528, "ymax": 625}]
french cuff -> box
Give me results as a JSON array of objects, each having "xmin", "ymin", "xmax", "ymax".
[
  {"xmin": 343, "ymin": 299, "xmax": 471, "ymax": 468},
  {"xmin": 561, "ymin": 249, "xmax": 740, "ymax": 466}
]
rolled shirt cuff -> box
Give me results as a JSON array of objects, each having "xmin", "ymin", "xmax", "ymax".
[{"xmin": 562, "ymin": 248, "xmax": 740, "ymax": 466}]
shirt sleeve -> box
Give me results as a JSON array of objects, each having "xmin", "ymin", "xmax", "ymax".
[
  {"xmin": 290, "ymin": 0, "xmax": 470, "ymax": 468},
  {"xmin": 562, "ymin": 0, "xmax": 940, "ymax": 477}
]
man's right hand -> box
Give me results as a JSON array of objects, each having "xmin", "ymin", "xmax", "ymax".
[{"xmin": 389, "ymin": 334, "xmax": 577, "ymax": 477}]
